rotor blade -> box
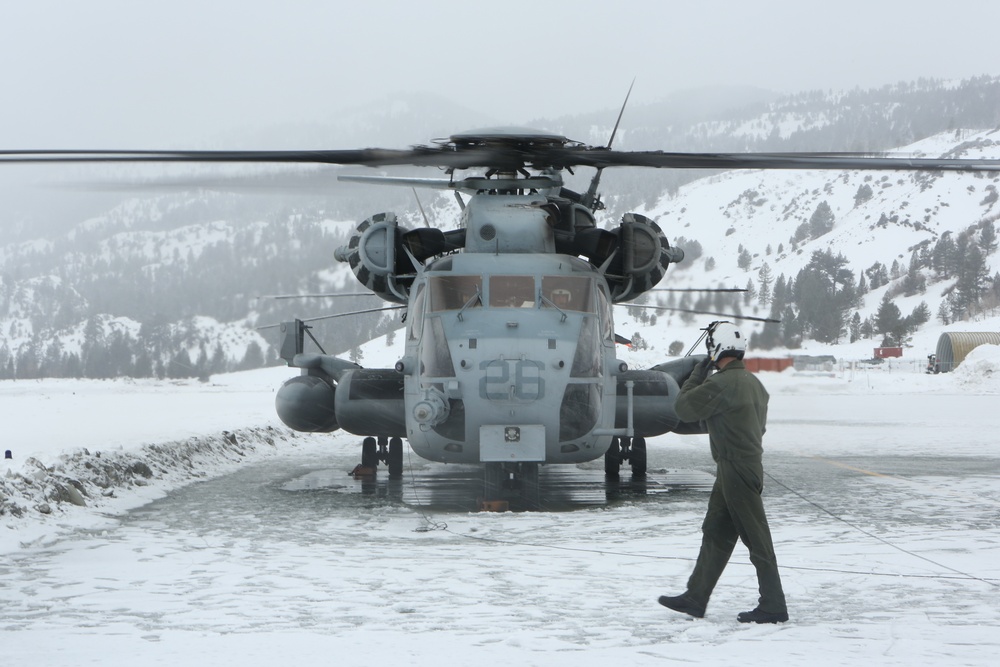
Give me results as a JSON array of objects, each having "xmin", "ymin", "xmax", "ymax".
[
  {"xmin": 0, "ymin": 146, "xmax": 511, "ymax": 170},
  {"xmin": 62, "ymin": 168, "xmax": 346, "ymax": 195},
  {"xmin": 545, "ymin": 148, "xmax": 1000, "ymax": 172},
  {"xmin": 5, "ymin": 145, "xmax": 1000, "ymax": 173},
  {"xmin": 338, "ymin": 174, "xmax": 456, "ymax": 189},
  {"xmin": 644, "ymin": 288, "xmax": 747, "ymax": 293},
  {"xmin": 257, "ymin": 293, "xmax": 379, "ymax": 300},
  {"xmin": 618, "ymin": 303, "xmax": 780, "ymax": 324},
  {"xmin": 256, "ymin": 305, "xmax": 405, "ymax": 329}
]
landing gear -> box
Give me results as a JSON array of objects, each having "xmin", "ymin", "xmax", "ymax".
[
  {"xmin": 630, "ymin": 436, "xmax": 647, "ymax": 477},
  {"xmin": 484, "ymin": 462, "xmax": 506, "ymax": 500},
  {"xmin": 605, "ymin": 437, "xmax": 621, "ymax": 477},
  {"xmin": 481, "ymin": 461, "xmax": 541, "ymax": 511},
  {"xmin": 355, "ymin": 436, "xmax": 405, "ymax": 478},
  {"xmin": 604, "ymin": 436, "xmax": 647, "ymax": 477},
  {"xmin": 387, "ymin": 437, "xmax": 403, "ymax": 479},
  {"xmin": 361, "ymin": 437, "xmax": 378, "ymax": 468},
  {"xmin": 519, "ymin": 462, "xmax": 540, "ymax": 511}
]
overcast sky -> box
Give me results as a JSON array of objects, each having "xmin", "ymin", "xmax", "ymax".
[{"xmin": 1, "ymin": 0, "xmax": 999, "ymax": 148}]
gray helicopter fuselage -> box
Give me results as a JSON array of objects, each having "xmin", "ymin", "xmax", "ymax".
[
  {"xmin": 401, "ymin": 250, "xmax": 621, "ymax": 465},
  {"xmin": 276, "ymin": 180, "xmax": 698, "ymax": 474}
]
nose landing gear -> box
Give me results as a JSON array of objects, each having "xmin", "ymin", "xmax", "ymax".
[
  {"xmin": 481, "ymin": 461, "xmax": 541, "ymax": 511},
  {"xmin": 604, "ymin": 436, "xmax": 647, "ymax": 477},
  {"xmin": 356, "ymin": 436, "xmax": 405, "ymax": 479}
]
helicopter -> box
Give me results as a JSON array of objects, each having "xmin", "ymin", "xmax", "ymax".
[{"xmin": 5, "ymin": 118, "xmax": 1000, "ymax": 507}]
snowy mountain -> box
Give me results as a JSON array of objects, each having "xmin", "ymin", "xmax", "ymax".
[
  {"xmin": 2, "ymin": 79, "xmax": 1000, "ymax": 378},
  {"xmin": 616, "ymin": 129, "xmax": 1000, "ymax": 364}
]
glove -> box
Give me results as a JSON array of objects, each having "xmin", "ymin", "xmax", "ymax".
[{"xmin": 689, "ymin": 356, "xmax": 711, "ymax": 383}]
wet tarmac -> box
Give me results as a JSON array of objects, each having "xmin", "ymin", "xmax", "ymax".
[{"xmin": 288, "ymin": 463, "xmax": 718, "ymax": 513}]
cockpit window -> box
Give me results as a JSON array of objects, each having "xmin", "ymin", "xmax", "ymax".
[
  {"xmin": 429, "ymin": 276, "xmax": 482, "ymax": 312},
  {"xmin": 489, "ymin": 276, "xmax": 535, "ymax": 308},
  {"xmin": 542, "ymin": 276, "xmax": 593, "ymax": 313}
]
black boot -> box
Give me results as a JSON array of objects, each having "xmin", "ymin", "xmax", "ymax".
[
  {"xmin": 657, "ymin": 594, "xmax": 705, "ymax": 618},
  {"xmin": 737, "ymin": 607, "xmax": 789, "ymax": 624}
]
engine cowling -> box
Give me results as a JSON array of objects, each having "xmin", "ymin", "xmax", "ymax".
[
  {"xmin": 614, "ymin": 357, "xmax": 709, "ymax": 437},
  {"xmin": 605, "ymin": 213, "xmax": 684, "ymax": 302},
  {"xmin": 334, "ymin": 212, "xmax": 412, "ymax": 304},
  {"xmin": 334, "ymin": 368, "xmax": 406, "ymax": 437}
]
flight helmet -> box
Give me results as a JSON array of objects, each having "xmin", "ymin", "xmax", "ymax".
[{"xmin": 705, "ymin": 321, "xmax": 746, "ymax": 363}]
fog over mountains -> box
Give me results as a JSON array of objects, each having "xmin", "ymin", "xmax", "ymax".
[{"xmin": 2, "ymin": 76, "xmax": 999, "ymax": 379}]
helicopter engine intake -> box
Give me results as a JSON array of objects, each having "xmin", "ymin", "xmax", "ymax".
[
  {"xmin": 605, "ymin": 213, "xmax": 684, "ymax": 303},
  {"xmin": 334, "ymin": 212, "xmax": 413, "ymax": 304}
]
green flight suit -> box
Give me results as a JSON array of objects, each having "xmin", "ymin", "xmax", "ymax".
[{"xmin": 674, "ymin": 358, "xmax": 787, "ymax": 614}]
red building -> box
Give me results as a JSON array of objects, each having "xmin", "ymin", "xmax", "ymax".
[{"xmin": 743, "ymin": 357, "xmax": 794, "ymax": 373}]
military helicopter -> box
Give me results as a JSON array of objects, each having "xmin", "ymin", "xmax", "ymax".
[{"xmin": 5, "ymin": 117, "xmax": 1000, "ymax": 506}]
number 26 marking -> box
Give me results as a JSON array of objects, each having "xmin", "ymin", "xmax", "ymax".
[{"xmin": 479, "ymin": 359, "xmax": 545, "ymax": 400}]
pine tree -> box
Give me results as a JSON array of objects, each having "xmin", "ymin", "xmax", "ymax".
[
  {"xmin": 744, "ymin": 278, "xmax": 757, "ymax": 306},
  {"xmin": 875, "ymin": 294, "xmax": 905, "ymax": 346},
  {"xmin": 849, "ymin": 312, "xmax": 862, "ymax": 343},
  {"xmin": 239, "ymin": 341, "xmax": 265, "ymax": 371},
  {"xmin": 953, "ymin": 240, "xmax": 989, "ymax": 317},
  {"xmin": 168, "ymin": 350, "xmax": 194, "ymax": 378},
  {"xmin": 980, "ymin": 220, "xmax": 998, "ymax": 255},
  {"xmin": 781, "ymin": 307, "xmax": 802, "ymax": 349},
  {"xmin": 809, "ymin": 201, "xmax": 835, "ymax": 238},
  {"xmin": 932, "ymin": 232, "xmax": 956, "ymax": 277},
  {"xmin": 910, "ymin": 302, "xmax": 931, "ymax": 327},
  {"xmin": 737, "ymin": 248, "xmax": 752, "ymax": 270},
  {"xmin": 937, "ymin": 298, "xmax": 952, "ymax": 325},
  {"xmin": 757, "ymin": 262, "xmax": 773, "ymax": 306},
  {"xmin": 902, "ymin": 250, "xmax": 927, "ymax": 296},
  {"xmin": 859, "ymin": 315, "xmax": 875, "ymax": 339},
  {"xmin": 853, "ymin": 183, "xmax": 874, "ymax": 207}
]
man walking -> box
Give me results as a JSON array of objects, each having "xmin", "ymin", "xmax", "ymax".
[{"xmin": 659, "ymin": 321, "xmax": 788, "ymax": 624}]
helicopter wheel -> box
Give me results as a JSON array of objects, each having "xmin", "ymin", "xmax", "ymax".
[
  {"xmin": 483, "ymin": 462, "xmax": 506, "ymax": 500},
  {"xmin": 387, "ymin": 437, "xmax": 404, "ymax": 479},
  {"xmin": 604, "ymin": 437, "xmax": 621, "ymax": 477},
  {"xmin": 518, "ymin": 462, "xmax": 540, "ymax": 510},
  {"xmin": 361, "ymin": 437, "xmax": 378, "ymax": 469},
  {"xmin": 630, "ymin": 437, "xmax": 647, "ymax": 477}
]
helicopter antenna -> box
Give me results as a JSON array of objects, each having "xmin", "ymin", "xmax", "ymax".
[
  {"xmin": 581, "ymin": 78, "xmax": 635, "ymax": 211},
  {"xmin": 412, "ymin": 187, "xmax": 431, "ymax": 228}
]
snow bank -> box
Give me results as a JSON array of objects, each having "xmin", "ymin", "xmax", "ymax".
[
  {"xmin": 0, "ymin": 366, "xmax": 307, "ymax": 549},
  {"xmin": 1, "ymin": 426, "xmax": 298, "ymax": 549},
  {"xmin": 951, "ymin": 344, "xmax": 1000, "ymax": 390}
]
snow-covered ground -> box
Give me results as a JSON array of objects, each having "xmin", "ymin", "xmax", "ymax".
[{"xmin": 2, "ymin": 348, "xmax": 1000, "ymax": 666}]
